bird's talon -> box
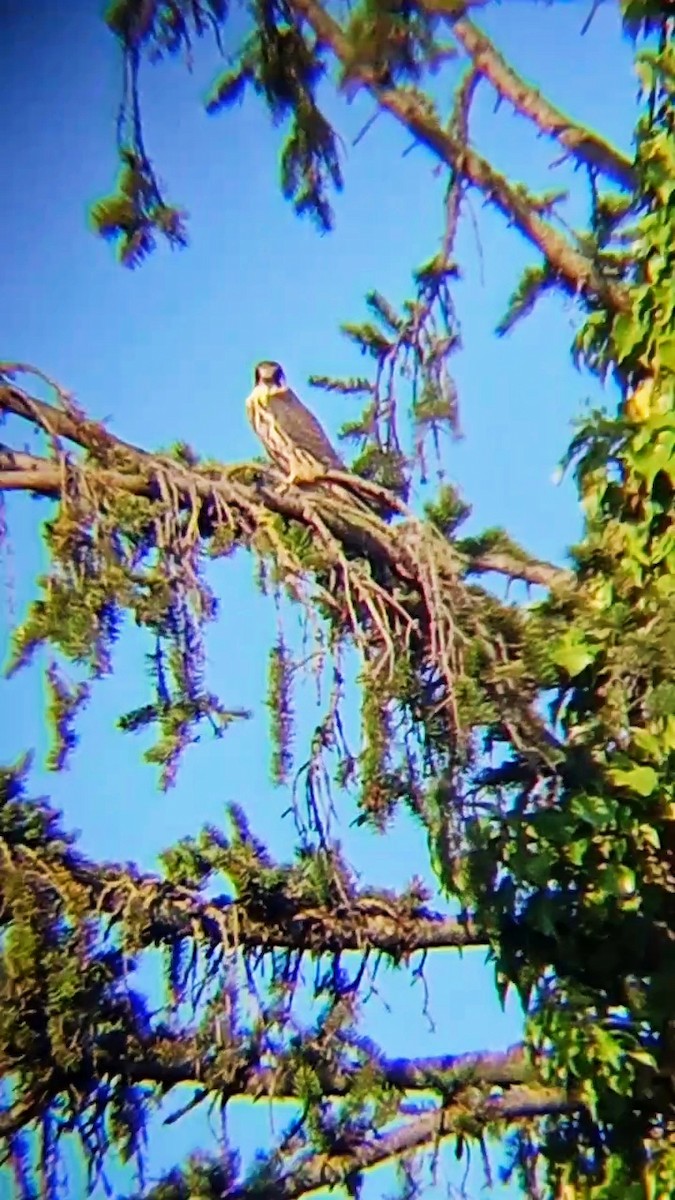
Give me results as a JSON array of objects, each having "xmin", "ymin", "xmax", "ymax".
[{"xmin": 287, "ymin": 468, "xmax": 322, "ymax": 487}]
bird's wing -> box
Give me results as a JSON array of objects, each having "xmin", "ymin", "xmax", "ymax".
[{"xmin": 266, "ymin": 389, "xmax": 343, "ymax": 468}]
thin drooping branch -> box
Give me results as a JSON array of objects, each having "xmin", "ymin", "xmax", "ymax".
[
  {"xmin": 444, "ymin": 11, "xmax": 636, "ymax": 190},
  {"xmin": 289, "ymin": 0, "xmax": 631, "ymax": 313},
  {"xmin": 0, "ymin": 1094, "xmax": 45, "ymax": 1142}
]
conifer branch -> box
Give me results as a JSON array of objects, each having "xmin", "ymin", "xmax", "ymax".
[
  {"xmin": 466, "ymin": 550, "xmax": 571, "ymax": 590},
  {"xmin": 0, "ymin": 440, "xmax": 568, "ymax": 589},
  {"xmin": 0, "ymin": 382, "xmax": 569, "ymax": 593},
  {"xmin": 0, "ymin": 1071, "xmax": 575, "ymax": 1200},
  {"xmin": 0, "ymin": 1044, "xmax": 553, "ymax": 1137},
  {"xmin": 223, "ymin": 1093, "xmax": 576, "ymax": 1200},
  {"xmin": 1, "ymin": 374, "xmax": 568, "ymax": 772},
  {"xmin": 289, "ymin": 0, "xmax": 631, "ymax": 313},
  {"xmin": 55, "ymin": 850, "xmax": 488, "ymax": 958},
  {"xmin": 443, "ymin": 11, "xmax": 636, "ymax": 190}
]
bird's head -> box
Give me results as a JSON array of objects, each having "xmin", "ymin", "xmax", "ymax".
[{"xmin": 254, "ymin": 361, "xmax": 286, "ymax": 391}]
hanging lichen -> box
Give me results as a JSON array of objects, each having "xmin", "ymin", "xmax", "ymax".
[{"xmin": 267, "ymin": 635, "xmax": 295, "ymax": 786}]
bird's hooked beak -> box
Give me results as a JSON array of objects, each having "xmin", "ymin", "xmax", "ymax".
[{"xmin": 254, "ymin": 361, "xmax": 285, "ymax": 389}]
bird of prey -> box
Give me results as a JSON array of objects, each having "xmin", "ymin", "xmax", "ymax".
[{"xmin": 245, "ymin": 360, "xmax": 344, "ymax": 485}]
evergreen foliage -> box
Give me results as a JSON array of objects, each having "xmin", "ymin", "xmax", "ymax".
[{"xmin": 2, "ymin": 2, "xmax": 675, "ymax": 1198}]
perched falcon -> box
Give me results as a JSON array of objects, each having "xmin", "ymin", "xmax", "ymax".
[{"xmin": 245, "ymin": 360, "xmax": 343, "ymax": 484}]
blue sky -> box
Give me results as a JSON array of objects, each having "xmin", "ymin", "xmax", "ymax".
[{"xmin": 0, "ymin": 1, "xmax": 638, "ymax": 1196}]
